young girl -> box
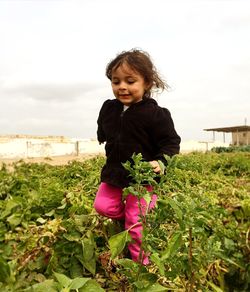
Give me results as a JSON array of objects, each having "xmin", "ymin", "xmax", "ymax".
[{"xmin": 94, "ymin": 49, "xmax": 181, "ymax": 265}]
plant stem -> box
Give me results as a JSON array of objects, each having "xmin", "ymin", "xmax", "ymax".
[
  {"xmin": 136, "ymin": 187, "xmax": 147, "ymax": 281},
  {"xmin": 246, "ymin": 227, "xmax": 250, "ymax": 252},
  {"xmin": 127, "ymin": 222, "xmax": 141, "ymax": 232},
  {"xmin": 188, "ymin": 227, "xmax": 195, "ymax": 292}
]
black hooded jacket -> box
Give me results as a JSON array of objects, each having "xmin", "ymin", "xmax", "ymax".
[{"xmin": 97, "ymin": 98, "xmax": 181, "ymax": 188}]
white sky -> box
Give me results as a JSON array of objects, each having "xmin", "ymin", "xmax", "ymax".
[{"xmin": 0, "ymin": 0, "xmax": 249, "ymax": 142}]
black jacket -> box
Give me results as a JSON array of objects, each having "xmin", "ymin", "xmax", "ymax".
[{"xmin": 97, "ymin": 98, "xmax": 181, "ymax": 188}]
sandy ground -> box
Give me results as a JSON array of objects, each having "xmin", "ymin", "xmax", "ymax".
[{"xmin": 0, "ymin": 153, "xmax": 104, "ymax": 167}]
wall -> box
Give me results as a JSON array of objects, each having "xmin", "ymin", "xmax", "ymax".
[
  {"xmin": 232, "ymin": 131, "xmax": 250, "ymax": 145},
  {"xmin": 0, "ymin": 136, "xmax": 105, "ymax": 159},
  {"xmin": 0, "ymin": 135, "xmax": 230, "ymax": 159}
]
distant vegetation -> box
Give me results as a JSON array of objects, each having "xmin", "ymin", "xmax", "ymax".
[{"xmin": 211, "ymin": 145, "xmax": 250, "ymax": 153}]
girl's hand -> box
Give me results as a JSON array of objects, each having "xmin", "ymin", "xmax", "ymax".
[{"xmin": 149, "ymin": 160, "xmax": 161, "ymax": 174}]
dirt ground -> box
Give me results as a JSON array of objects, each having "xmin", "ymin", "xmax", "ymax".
[{"xmin": 0, "ymin": 153, "xmax": 104, "ymax": 167}]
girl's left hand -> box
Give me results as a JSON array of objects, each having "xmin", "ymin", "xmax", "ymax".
[{"xmin": 149, "ymin": 160, "xmax": 161, "ymax": 173}]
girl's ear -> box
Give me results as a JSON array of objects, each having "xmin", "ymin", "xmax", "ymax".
[
  {"xmin": 145, "ymin": 81, "xmax": 153, "ymax": 92},
  {"xmin": 144, "ymin": 83, "xmax": 152, "ymax": 98}
]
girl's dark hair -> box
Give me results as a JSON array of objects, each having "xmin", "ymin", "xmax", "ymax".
[{"xmin": 106, "ymin": 48, "xmax": 169, "ymax": 97}]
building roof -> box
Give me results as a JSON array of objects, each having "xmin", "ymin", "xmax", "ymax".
[{"xmin": 204, "ymin": 125, "xmax": 250, "ymax": 133}]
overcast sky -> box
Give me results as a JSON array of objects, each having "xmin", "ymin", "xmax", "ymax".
[{"xmin": 0, "ymin": 0, "xmax": 249, "ymax": 142}]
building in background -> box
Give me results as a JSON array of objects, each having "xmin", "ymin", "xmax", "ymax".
[{"xmin": 204, "ymin": 125, "xmax": 250, "ymax": 146}]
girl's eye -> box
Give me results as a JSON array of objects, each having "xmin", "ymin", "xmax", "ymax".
[
  {"xmin": 127, "ymin": 79, "xmax": 135, "ymax": 84},
  {"xmin": 112, "ymin": 80, "xmax": 120, "ymax": 85}
]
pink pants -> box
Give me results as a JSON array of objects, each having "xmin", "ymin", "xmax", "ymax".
[{"xmin": 94, "ymin": 182, "xmax": 157, "ymax": 265}]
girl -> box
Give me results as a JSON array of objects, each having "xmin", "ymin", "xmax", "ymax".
[{"xmin": 94, "ymin": 49, "xmax": 181, "ymax": 265}]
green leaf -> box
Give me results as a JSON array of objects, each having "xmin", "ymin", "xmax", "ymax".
[
  {"xmin": 241, "ymin": 198, "xmax": 250, "ymax": 217},
  {"xmin": 0, "ymin": 257, "xmax": 10, "ymax": 283},
  {"xmin": 136, "ymin": 282, "xmax": 168, "ymax": 291},
  {"xmin": 45, "ymin": 210, "xmax": 55, "ymax": 217},
  {"xmin": 57, "ymin": 202, "xmax": 67, "ymax": 209},
  {"xmin": 158, "ymin": 160, "xmax": 166, "ymax": 174},
  {"xmin": 79, "ymin": 279, "xmax": 105, "ymax": 292},
  {"xmin": 224, "ymin": 237, "xmax": 235, "ymax": 250},
  {"xmin": 123, "ymin": 186, "xmax": 135, "ymax": 197},
  {"xmin": 63, "ymin": 230, "xmax": 81, "ymax": 242},
  {"xmin": 207, "ymin": 281, "xmax": 224, "ymax": 292},
  {"xmin": 81, "ymin": 237, "xmax": 96, "ymax": 275},
  {"xmin": 70, "ymin": 257, "xmax": 83, "ymax": 279},
  {"xmin": 134, "ymin": 272, "xmax": 158, "ymax": 289},
  {"xmin": 116, "ymin": 258, "xmax": 138, "ymax": 270},
  {"xmin": 69, "ymin": 277, "xmax": 91, "ymax": 289},
  {"xmin": 0, "ymin": 199, "xmax": 19, "ymax": 219},
  {"xmin": 36, "ymin": 217, "xmax": 46, "ymax": 224},
  {"xmin": 26, "ymin": 279, "xmax": 57, "ymax": 292},
  {"xmin": 165, "ymin": 198, "xmax": 183, "ymax": 221},
  {"xmin": 82, "ymin": 238, "xmax": 94, "ymax": 262},
  {"xmin": 163, "ymin": 154, "xmax": 171, "ymax": 164},
  {"xmin": 73, "ymin": 214, "xmax": 90, "ymax": 225},
  {"xmin": 53, "ymin": 272, "xmax": 72, "ymax": 288},
  {"xmin": 150, "ymin": 253, "xmax": 165, "ymax": 276},
  {"xmin": 215, "ymin": 253, "xmax": 244, "ymax": 269},
  {"xmin": 7, "ymin": 213, "xmax": 22, "ymax": 228},
  {"xmin": 108, "ymin": 230, "xmax": 131, "ymax": 259},
  {"xmin": 161, "ymin": 231, "xmax": 182, "ymax": 261},
  {"xmin": 143, "ymin": 192, "xmax": 151, "ymax": 206}
]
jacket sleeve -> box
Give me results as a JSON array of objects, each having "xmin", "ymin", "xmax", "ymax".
[
  {"xmin": 151, "ymin": 107, "xmax": 181, "ymax": 160},
  {"xmin": 97, "ymin": 100, "xmax": 109, "ymax": 144}
]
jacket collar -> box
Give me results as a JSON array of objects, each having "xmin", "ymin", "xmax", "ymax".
[{"xmin": 115, "ymin": 97, "xmax": 158, "ymax": 108}]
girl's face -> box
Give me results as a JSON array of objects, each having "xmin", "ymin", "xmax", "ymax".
[{"xmin": 111, "ymin": 63, "xmax": 149, "ymax": 106}]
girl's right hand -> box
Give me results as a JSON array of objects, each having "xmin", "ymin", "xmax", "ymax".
[{"xmin": 149, "ymin": 160, "xmax": 161, "ymax": 174}]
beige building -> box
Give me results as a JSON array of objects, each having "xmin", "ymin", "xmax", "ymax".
[{"xmin": 204, "ymin": 125, "xmax": 250, "ymax": 146}]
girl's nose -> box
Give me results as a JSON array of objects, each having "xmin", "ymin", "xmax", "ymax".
[{"xmin": 118, "ymin": 81, "xmax": 127, "ymax": 90}]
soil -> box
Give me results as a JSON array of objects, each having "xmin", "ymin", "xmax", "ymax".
[{"xmin": 0, "ymin": 153, "xmax": 104, "ymax": 168}]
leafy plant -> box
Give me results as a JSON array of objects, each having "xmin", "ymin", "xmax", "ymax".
[{"xmin": 0, "ymin": 153, "xmax": 249, "ymax": 291}]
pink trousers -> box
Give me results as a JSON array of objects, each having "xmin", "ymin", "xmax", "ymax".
[{"xmin": 94, "ymin": 182, "xmax": 157, "ymax": 265}]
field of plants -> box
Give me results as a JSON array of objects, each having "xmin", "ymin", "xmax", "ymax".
[{"xmin": 0, "ymin": 151, "xmax": 249, "ymax": 291}]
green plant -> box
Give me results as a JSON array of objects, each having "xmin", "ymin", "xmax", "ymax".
[
  {"xmin": 0, "ymin": 153, "xmax": 249, "ymax": 291},
  {"xmin": 107, "ymin": 153, "xmax": 250, "ymax": 291}
]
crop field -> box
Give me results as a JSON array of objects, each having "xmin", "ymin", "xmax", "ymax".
[{"xmin": 0, "ymin": 152, "xmax": 249, "ymax": 291}]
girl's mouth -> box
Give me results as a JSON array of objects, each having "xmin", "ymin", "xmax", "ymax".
[{"xmin": 119, "ymin": 94, "xmax": 130, "ymax": 98}]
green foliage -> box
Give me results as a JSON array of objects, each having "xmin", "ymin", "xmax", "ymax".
[
  {"xmin": 108, "ymin": 230, "xmax": 131, "ymax": 259},
  {"xmin": 118, "ymin": 153, "xmax": 249, "ymax": 291},
  {"xmin": 0, "ymin": 152, "xmax": 249, "ymax": 291},
  {"xmin": 211, "ymin": 145, "xmax": 250, "ymax": 153}
]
